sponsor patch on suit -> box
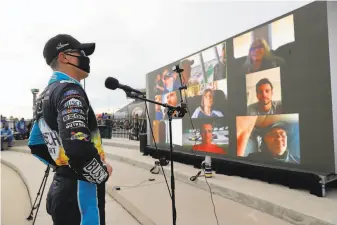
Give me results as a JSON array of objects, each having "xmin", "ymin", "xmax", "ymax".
[
  {"xmin": 63, "ymin": 113, "xmax": 86, "ymax": 122},
  {"xmin": 64, "ymin": 98, "xmax": 83, "ymax": 108},
  {"xmin": 66, "ymin": 120, "xmax": 86, "ymax": 129}
]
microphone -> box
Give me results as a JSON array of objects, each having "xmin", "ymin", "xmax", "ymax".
[{"xmin": 105, "ymin": 77, "xmax": 144, "ymax": 95}]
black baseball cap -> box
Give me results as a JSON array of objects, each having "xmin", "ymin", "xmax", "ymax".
[
  {"xmin": 43, "ymin": 34, "xmax": 95, "ymax": 65},
  {"xmin": 265, "ymin": 121, "xmax": 293, "ymax": 135},
  {"xmin": 164, "ymin": 71, "xmax": 174, "ymax": 79}
]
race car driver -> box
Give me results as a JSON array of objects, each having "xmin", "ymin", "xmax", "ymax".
[{"xmin": 28, "ymin": 34, "xmax": 112, "ymax": 225}]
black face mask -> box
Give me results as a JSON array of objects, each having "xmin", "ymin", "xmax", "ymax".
[{"xmin": 65, "ymin": 53, "xmax": 90, "ymax": 73}]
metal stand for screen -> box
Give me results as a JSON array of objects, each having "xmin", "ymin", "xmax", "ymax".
[{"xmin": 318, "ymin": 174, "xmax": 337, "ymax": 197}]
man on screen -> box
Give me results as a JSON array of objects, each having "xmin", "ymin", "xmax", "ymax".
[
  {"xmin": 166, "ymin": 91, "xmax": 178, "ymax": 107},
  {"xmin": 247, "ymin": 78, "xmax": 282, "ymax": 115},
  {"xmin": 192, "ymin": 124, "xmax": 225, "ymax": 154},
  {"xmin": 163, "ymin": 72, "xmax": 180, "ymax": 94},
  {"xmin": 247, "ymin": 122, "xmax": 299, "ymax": 164},
  {"xmin": 162, "ymin": 91, "xmax": 178, "ymax": 119}
]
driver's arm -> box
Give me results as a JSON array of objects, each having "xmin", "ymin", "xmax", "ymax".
[
  {"xmin": 57, "ymin": 84, "xmax": 109, "ymax": 184},
  {"xmin": 28, "ymin": 121, "xmax": 57, "ymax": 166}
]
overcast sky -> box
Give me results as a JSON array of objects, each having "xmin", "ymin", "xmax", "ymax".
[{"xmin": 0, "ymin": 0, "xmax": 312, "ymax": 119}]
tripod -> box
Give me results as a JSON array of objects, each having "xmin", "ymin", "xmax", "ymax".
[{"xmin": 27, "ymin": 165, "xmax": 51, "ymax": 225}]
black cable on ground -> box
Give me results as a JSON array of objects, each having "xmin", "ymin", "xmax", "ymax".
[{"xmin": 202, "ymin": 168, "xmax": 220, "ymax": 225}]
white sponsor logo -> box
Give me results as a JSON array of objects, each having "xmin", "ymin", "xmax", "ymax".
[
  {"xmin": 64, "ymin": 98, "xmax": 82, "ymax": 108},
  {"xmin": 56, "ymin": 42, "xmax": 70, "ymax": 50},
  {"xmin": 63, "ymin": 113, "xmax": 86, "ymax": 122},
  {"xmin": 43, "ymin": 131, "xmax": 61, "ymax": 155},
  {"xmin": 83, "ymin": 158, "xmax": 108, "ymax": 184},
  {"xmin": 38, "ymin": 118, "xmax": 62, "ymax": 160},
  {"xmin": 65, "ymin": 120, "xmax": 86, "ymax": 129},
  {"xmin": 60, "ymin": 80, "xmax": 76, "ymax": 84}
]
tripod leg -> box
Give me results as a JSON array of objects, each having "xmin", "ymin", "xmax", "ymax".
[
  {"xmin": 26, "ymin": 165, "xmax": 50, "ymax": 220},
  {"xmin": 32, "ymin": 168, "xmax": 50, "ymax": 225}
]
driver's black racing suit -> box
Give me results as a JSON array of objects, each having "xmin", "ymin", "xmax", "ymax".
[{"xmin": 28, "ymin": 71, "xmax": 109, "ymax": 225}]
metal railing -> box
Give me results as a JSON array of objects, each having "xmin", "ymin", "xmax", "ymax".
[{"xmin": 98, "ymin": 117, "xmax": 146, "ymax": 140}]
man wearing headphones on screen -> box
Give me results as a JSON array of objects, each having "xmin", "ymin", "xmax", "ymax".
[{"xmin": 28, "ymin": 34, "xmax": 112, "ymax": 225}]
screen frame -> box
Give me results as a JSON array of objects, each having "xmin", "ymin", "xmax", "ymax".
[{"xmin": 327, "ymin": 1, "xmax": 337, "ymax": 174}]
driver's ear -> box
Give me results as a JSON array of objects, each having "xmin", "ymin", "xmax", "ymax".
[{"xmin": 58, "ymin": 52, "xmax": 68, "ymax": 64}]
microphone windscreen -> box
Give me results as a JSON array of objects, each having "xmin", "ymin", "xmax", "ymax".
[{"xmin": 105, "ymin": 77, "xmax": 119, "ymax": 90}]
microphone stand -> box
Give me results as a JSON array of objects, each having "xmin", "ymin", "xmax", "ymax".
[{"xmin": 126, "ymin": 88, "xmax": 186, "ymax": 225}]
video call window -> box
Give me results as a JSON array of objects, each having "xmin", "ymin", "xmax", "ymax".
[
  {"xmin": 151, "ymin": 118, "xmax": 182, "ymax": 146},
  {"xmin": 152, "ymin": 120, "xmax": 166, "ymax": 144},
  {"xmin": 236, "ymin": 113, "xmax": 300, "ymax": 164},
  {"xmin": 152, "ymin": 68, "xmax": 181, "ymax": 96},
  {"xmin": 156, "ymin": 90, "xmax": 181, "ymax": 120},
  {"xmin": 183, "ymin": 42, "xmax": 227, "ymax": 87},
  {"xmin": 164, "ymin": 119, "xmax": 183, "ymax": 146},
  {"xmin": 201, "ymin": 42, "xmax": 227, "ymax": 83},
  {"xmin": 233, "ymin": 14, "xmax": 294, "ymax": 74},
  {"xmin": 246, "ymin": 67, "xmax": 282, "ymax": 115},
  {"xmin": 182, "ymin": 80, "xmax": 228, "ymax": 119},
  {"xmin": 183, "ymin": 118, "xmax": 228, "ymax": 155},
  {"xmin": 185, "ymin": 53, "xmax": 203, "ymax": 87}
]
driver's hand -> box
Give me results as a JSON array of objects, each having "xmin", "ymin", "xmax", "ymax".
[{"xmin": 106, "ymin": 163, "xmax": 113, "ymax": 177}]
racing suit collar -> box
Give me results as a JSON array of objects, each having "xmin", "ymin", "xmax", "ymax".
[{"xmin": 48, "ymin": 71, "xmax": 82, "ymax": 87}]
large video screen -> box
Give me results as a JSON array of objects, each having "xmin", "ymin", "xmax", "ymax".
[{"xmin": 146, "ymin": 1, "xmax": 335, "ymax": 174}]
